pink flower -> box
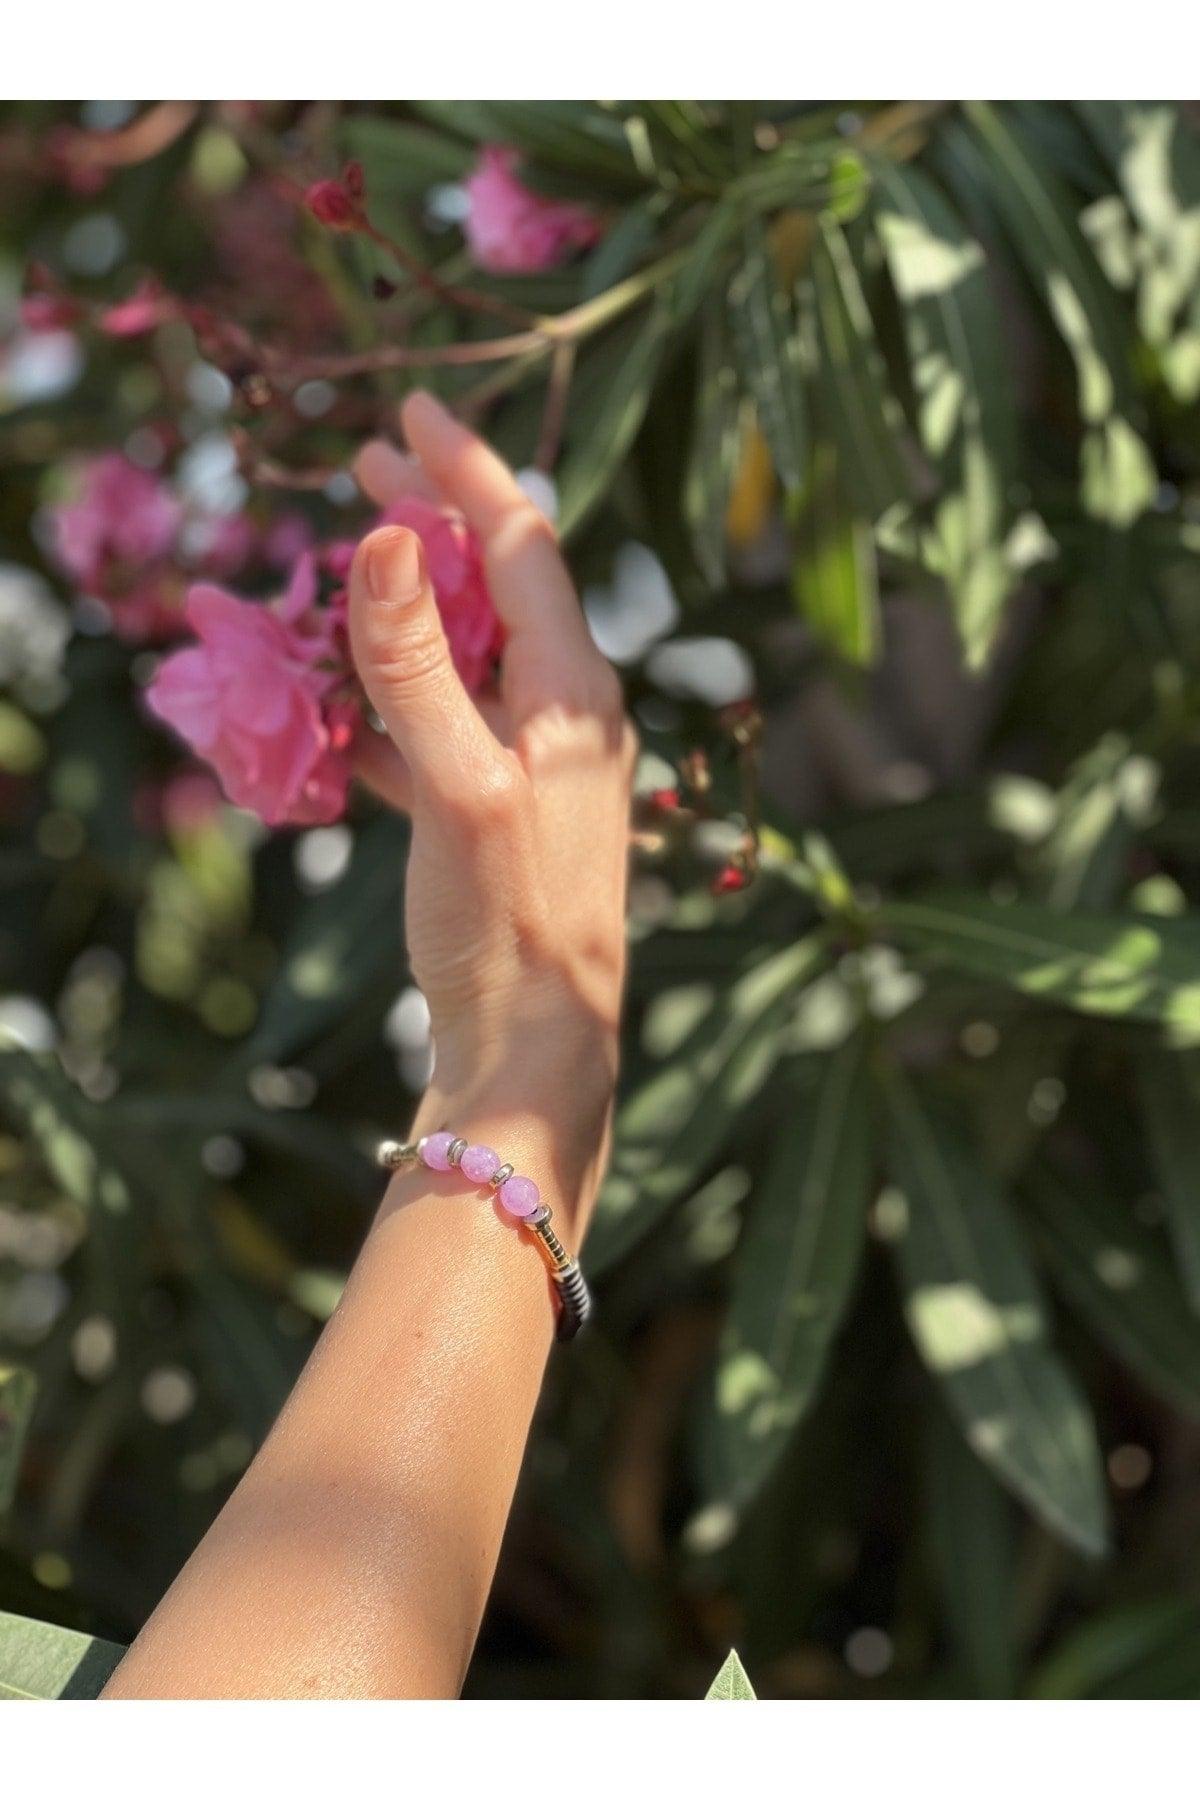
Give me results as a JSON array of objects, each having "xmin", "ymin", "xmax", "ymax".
[
  {"xmin": 146, "ymin": 558, "xmax": 356, "ymax": 827},
  {"xmin": 378, "ymin": 496, "xmax": 505, "ymax": 692},
  {"xmin": 53, "ymin": 454, "xmax": 182, "ymax": 594},
  {"xmin": 463, "ymin": 146, "xmax": 601, "ymax": 275},
  {"xmin": 99, "ymin": 279, "xmax": 175, "ymax": 338}
]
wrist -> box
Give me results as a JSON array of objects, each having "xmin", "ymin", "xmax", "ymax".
[{"xmin": 406, "ymin": 1027, "xmax": 617, "ymax": 1246}]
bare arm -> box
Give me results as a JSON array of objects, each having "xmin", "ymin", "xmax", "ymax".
[{"xmin": 102, "ymin": 393, "xmax": 634, "ymax": 1698}]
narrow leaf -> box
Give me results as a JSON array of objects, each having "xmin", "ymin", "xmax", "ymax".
[
  {"xmin": 872, "ymin": 159, "xmax": 1016, "ymax": 667},
  {"xmin": 0, "ymin": 1367, "xmax": 36, "ymax": 1513},
  {"xmin": 588, "ymin": 935, "xmax": 831, "ymax": 1276},
  {"xmin": 926, "ymin": 1402, "xmax": 1017, "ymax": 1696},
  {"xmin": 963, "ymin": 103, "xmax": 1156, "ymax": 529},
  {"xmin": 791, "ymin": 440, "xmax": 880, "ymax": 664},
  {"xmin": 884, "ymin": 1080, "xmax": 1109, "ymax": 1557},
  {"xmin": 1025, "ymin": 1162, "xmax": 1200, "ymax": 1417},
  {"xmin": 881, "ymin": 892, "xmax": 1200, "ymax": 1043},
  {"xmin": 728, "ymin": 216, "xmax": 807, "ymax": 493},
  {"xmin": 556, "ymin": 304, "xmax": 672, "ymax": 539},
  {"xmin": 710, "ymin": 1036, "xmax": 873, "ymax": 1509},
  {"xmin": 810, "ymin": 215, "xmax": 912, "ymax": 522},
  {"xmin": 1138, "ymin": 1048, "xmax": 1200, "ymax": 1310}
]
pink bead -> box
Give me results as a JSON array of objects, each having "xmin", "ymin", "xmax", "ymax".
[
  {"xmin": 461, "ymin": 1143, "xmax": 501, "ymax": 1185},
  {"xmin": 419, "ymin": 1130, "xmax": 455, "ymax": 1172},
  {"xmin": 499, "ymin": 1174, "xmax": 540, "ymax": 1218}
]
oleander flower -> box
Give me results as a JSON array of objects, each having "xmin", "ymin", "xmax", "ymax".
[
  {"xmin": 145, "ymin": 557, "xmax": 355, "ymax": 827},
  {"xmin": 463, "ymin": 146, "xmax": 601, "ymax": 275},
  {"xmin": 377, "ymin": 496, "xmax": 505, "ymax": 693},
  {"xmin": 53, "ymin": 454, "xmax": 182, "ymax": 594}
]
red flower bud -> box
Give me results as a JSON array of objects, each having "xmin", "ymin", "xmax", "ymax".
[
  {"xmin": 648, "ymin": 787, "xmax": 681, "ymax": 812},
  {"xmin": 711, "ymin": 864, "xmax": 749, "ymax": 896},
  {"xmin": 20, "ymin": 292, "xmax": 81, "ymax": 332},
  {"xmin": 304, "ymin": 179, "xmax": 359, "ymax": 230}
]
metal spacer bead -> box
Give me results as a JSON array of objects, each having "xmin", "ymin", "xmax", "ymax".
[
  {"xmin": 528, "ymin": 1203, "xmax": 553, "ymax": 1227},
  {"xmin": 376, "ymin": 1139, "xmax": 414, "ymax": 1170},
  {"xmin": 489, "ymin": 1162, "xmax": 515, "ymax": 1189},
  {"xmin": 446, "ymin": 1137, "xmax": 469, "ymax": 1168}
]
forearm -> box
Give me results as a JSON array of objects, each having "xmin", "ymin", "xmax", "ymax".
[{"xmin": 102, "ymin": 1057, "xmax": 612, "ymax": 1699}]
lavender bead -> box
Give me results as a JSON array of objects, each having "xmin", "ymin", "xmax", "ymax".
[
  {"xmin": 461, "ymin": 1143, "xmax": 501, "ymax": 1185},
  {"xmin": 499, "ymin": 1174, "xmax": 540, "ymax": 1219},
  {"xmin": 419, "ymin": 1130, "xmax": 456, "ymax": 1172}
]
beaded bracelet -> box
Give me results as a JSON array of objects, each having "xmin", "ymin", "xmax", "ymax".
[{"xmin": 375, "ymin": 1129, "xmax": 592, "ymax": 1342}]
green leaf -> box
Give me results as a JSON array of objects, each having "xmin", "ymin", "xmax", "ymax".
[
  {"xmin": 1138, "ymin": 1048, "xmax": 1200, "ymax": 1310},
  {"xmin": 705, "ymin": 1647, "xmax": 757, "ymax": 1699},
  {"xmin": 883, "ymin": 1080, "xmax": 1109, "ymax": 1557},
  {"xmin": 1029, "ymin": 1597, "xmax": 1200, "ymax": 1699},
  {"xmin": 962, "ymin": 103, "xmax": 1156, "ymax": 529},
  {"xmin": 684, "ymin": 303, "xmax": 743, "ymax": 586},
  {"xmin": 871, "ymin": 159, "xmax": 1016, "ymax": 667},
  {"xmin": 233, "ymin": 815, "xmax": 404, "ymax": 1072},
  {"xmin": 0, "ymin": 1610, "xmax": 124, "ymax": 1700},
  {"xmin": 810, "ymin": 215, "xmax": 911, "ymax": 523},
  {"xmin": 1024, "ymin": 1163, "xmax": 1200, "ymax": 1418},
  {"xmin": 0, "ymin": 1042, "xmax": 134, "ymax": 1219},
  {"xmin": 556, "ymin": 303, "xmax": 672, "ymax": 539},
  {"xmin": 1031, "ymin": 734, "xmax": 1158, "ymax": 911},
  {"xmin": 790, "ymin": 439, "xmax": 880, "ymax": 664},
  {"xmin": 0, "ymin": 1367, "xmax": 36, "ymax": 1513},
  {"xmin": 710, "ymin": 1036, "xmax": 873, "ymax": 1510},
  {"xmin": 925, "ymin": 1402, "xmax": 1017, "ymax": 1696},
  {"xmin": 880, "ymin": 892, "xmax": 1200, "ymax": 1043},
  {"xmin": 587, "ymin": 934, "xmax": 831, "ymax": 1276},
  {"xmin": 728, "ymin": 216, "xmax": 807, "ymax": 493},
  {"xmin": 1079, "ymin": 102, "xmax": 1200, "ymax": 399},
  {"xmin": 339, "ymin": 116, "xmax": 474, "ymax": 196}
]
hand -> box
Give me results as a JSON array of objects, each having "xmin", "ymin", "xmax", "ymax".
[{"xmin": 348, "ymin": 394, "xmax": 636, "ymax": 1220}]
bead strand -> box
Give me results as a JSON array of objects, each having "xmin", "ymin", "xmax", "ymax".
[{"xmin": 374, "ymin": 1128, "xmax": 592, "ymax": 1343}]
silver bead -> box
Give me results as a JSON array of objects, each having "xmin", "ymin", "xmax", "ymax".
[
  {"xmin": 489, "ymin": 1162, "xmax": 515, "ymax": 1188},
  {"xmin": 376, "ymin": 1139, "xmax": 412, "ymax": 1170},
  {"xmin": 446, "ymin": 1137, "xmax": 469, "ymax": 1168},
  {"xmin": 528, "ymin": 1203, "xmax": 553, "ymax": 1227}
]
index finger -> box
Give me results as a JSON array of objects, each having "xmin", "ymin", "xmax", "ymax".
[{"xmin": 399, "ymin": 391, "xmax": 591, "ymax": 657}]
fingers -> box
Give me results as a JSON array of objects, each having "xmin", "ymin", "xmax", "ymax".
[
  {"xmin": 352, "ymin": 728, "xmax": 414, "ymax": 814},
  {"xmin": 399, "ymin": 390, "xmax": 594, "ymax": 663},
  {"xmin": 348, "ymin": 525, "xmax": 509, "ymax": 807},
  {"xmin": 353, "ymin": 438, "xmax": 440, "ymax": 510}
]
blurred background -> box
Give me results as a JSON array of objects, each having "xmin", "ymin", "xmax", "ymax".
[{"xmin": 4, "ymin": 100, "xmax": 1200, "ymax": 1699}]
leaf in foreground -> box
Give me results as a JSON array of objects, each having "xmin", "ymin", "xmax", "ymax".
[
  {"xmin": 705, "ymin": 1647, "xmax": 757, "ymax": 1699},
  {"xmin": 0, "ymin": 1611, "xmax": 125, "ymax": 1701}
]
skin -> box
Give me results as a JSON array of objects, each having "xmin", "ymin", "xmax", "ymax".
[{"xmin": 102, "ymin": 391, "xmax": 635, "ymax": 1698}]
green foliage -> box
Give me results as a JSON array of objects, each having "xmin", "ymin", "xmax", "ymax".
[
  {"xmin": 4, "ymin": 100, "xmax": 1200, "ymax": 1700},
  {"xmin": 0, "ymin": 1609, "xmax": 124, "ymax": 1699}
]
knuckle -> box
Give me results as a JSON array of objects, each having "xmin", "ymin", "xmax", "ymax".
[
  {"xmin": 364, "ymin": 619, "xmax": 447, "ymax": 699},
  {"xmin": 440, "ymin": 755, "xmax": 526, "ymax": 831}
]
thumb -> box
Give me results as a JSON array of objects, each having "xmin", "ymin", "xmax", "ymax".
[{"xmin": 348, "ymin": 525, "xmax": 500, "ymax": 804}]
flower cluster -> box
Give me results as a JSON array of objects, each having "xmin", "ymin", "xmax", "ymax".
[
  {"xmin": 48, "ymin": 452, "xmax": 309, "ymax": 641},
  {"xmin": 462, "ymin": 147, "xmax": 601, "ymax": 274},
  {"xmin": 143, "ymin": 501, "xmax": 505, "ymax": 828}
]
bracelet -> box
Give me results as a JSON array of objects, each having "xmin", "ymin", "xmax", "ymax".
[{"xmin": 375, "ymin": 1129, "xmax": 592, "ymax": 1342}]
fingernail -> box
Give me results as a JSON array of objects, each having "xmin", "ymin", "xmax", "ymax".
[{"xmin": 366, "ymin": 528, "xmax": 423, "ymax": 604}]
